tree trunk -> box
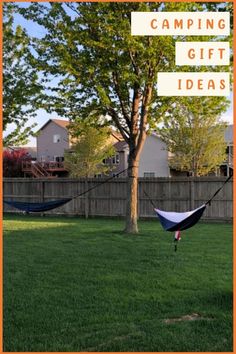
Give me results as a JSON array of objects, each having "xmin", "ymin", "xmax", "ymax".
[{"xmin": 124, "ymin": 154, "xmax": 139, "ymax": 234}]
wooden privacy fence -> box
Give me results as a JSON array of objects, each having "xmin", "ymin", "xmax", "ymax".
[{"xmin": 3, "ymin": 177, "xmax": 233, "ymax": 221}]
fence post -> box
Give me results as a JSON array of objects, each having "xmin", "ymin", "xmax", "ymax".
[
  {"xmin": 190, "ymin": 179, "xmax": 195, "ymax": 210},
  {"xmin": 84, "ymin": 179, "xmax": 89, "ymax": 219},
  {"xmin": 40, "ymin": 180, "xmax": 45, "ymax": 217},
  {"xmin": 168, "ymin": 179, "xmax": 171, "ymax": 210}
]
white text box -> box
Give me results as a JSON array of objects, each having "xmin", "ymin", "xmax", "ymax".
[
  {"xmin": 131, "ymin": 12, "xmax": 230, "ymax": 36},
  {"xmin": 176, "ymin": 42, "xmax": 230, "ymax": 66},
  {"xmin": 157, "ymin": 72, "xmax": 230, "ymax": 96}
]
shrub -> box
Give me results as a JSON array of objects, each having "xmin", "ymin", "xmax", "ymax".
[{"xmin": 3, "ymin": 148, "xmax": 31, "ymax": 177}]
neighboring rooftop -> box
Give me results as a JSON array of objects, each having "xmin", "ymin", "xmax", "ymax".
[
  {"xmin": 38, "ymin": 118, "xmax": 69, "ymax": 132},
  {"xmin": 111, "ymin": 130, "xmax": 123, "ymax": 141},
  {"xmin": 37, "ymin": 119, "xmax": 233, "ymax": 145},
  {"xmin": 114, "ymin": 141, "xmax": 129, "ymax": 152}
]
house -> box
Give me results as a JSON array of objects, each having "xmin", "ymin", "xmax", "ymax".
[
  {"xmin": 30, "ymin": 118, "xmax": 234, "ymax": 178},
  {"xmin": 37, "ymin": 119, "xmax": 70, "ymax": 162},
  {"xmin": 139, "ymin": 133, "xmax": 170, "ymax": 177},
  {"xmin": 20, "ymin": 119, "xmax": 70, "ymax": 177},
  {"xmin": 221, "ymin": 124, "xmax": 233, "ymax": 176},
  {"xmin": 100, "ymin": 134, "xmax": 170, "ymax": 178},
  {"xmin": 35, "ymin": 119, "xmax": 170, "ymax": 178},
  {"xmin": 101, "ymin": 140, "xmax": 129, "ymax": 178}
]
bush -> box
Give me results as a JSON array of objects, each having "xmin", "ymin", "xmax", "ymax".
[{"xmin": 3, "ymin": 148, "xmax": 31, "ymax": 177}]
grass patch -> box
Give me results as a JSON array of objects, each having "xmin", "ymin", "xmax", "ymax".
[{"xmin": 3, "ymin": 214, "xmax": 232, "ymax": 351}]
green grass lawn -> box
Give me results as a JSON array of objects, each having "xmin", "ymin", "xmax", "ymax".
[{"xmin": 3, "ymin": 215, "xmax": 232, "ymax": 352}]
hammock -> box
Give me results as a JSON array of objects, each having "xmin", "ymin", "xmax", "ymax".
[
  {"xmin": 144, "ymin": 174, "xmax": 233, "ymax": 251},
  {"xmin": 154, "ymin": 204, "xmax": 206, "ymax": 232},
  {"xmin": 156, "ymin": 204, "xmax": 206, "ymax": 251},
  {"xmin": 154, "ymin": 204, "xmax": 206, "ymax": 251},
  {"xmin": 3, "ymin": 166, "xmax": 130, "ymax": 213},
  {"xmin": 3, "ymin": 198, "xmax": 72, "ymax": 213}
]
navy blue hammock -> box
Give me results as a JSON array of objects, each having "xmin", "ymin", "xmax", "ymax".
[
  {"xmin": 3, "ymin": 167, "xmax": 129, "ymax": 213},
  {"xmin": 3, "ymin": 198, "xmax": 72, "ymax": 213}
]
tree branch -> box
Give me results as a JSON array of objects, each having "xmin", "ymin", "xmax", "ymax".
[
  {"xmin": 130, "ymin": 84, "xmax": 142, "ymax": 142},
  {"xmin": 108, "ymin": 106, "xmax": 130, "ymax": 143},
  {"xmin": 64, "ymin": 3, "xmax": 81, "ymax": 17},
  {"xmin": 128, "ymin": 49, "xmax": 141, "ymax": 77},
  {"xmin": 137, "ymin": 82, "xmax": 153, "ymax": 153},
  {"xmin": 112, "ymin": 71, "xmax": 131, "ymax": 131}
]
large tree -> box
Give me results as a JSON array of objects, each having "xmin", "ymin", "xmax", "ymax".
[
  {"xmin": 3, "ymin": 3, "xmax": 43, "ymax": 147},
  {"xmin": 159, "ymin": 97, "xmax": 228, "ymax": 176},
  {"xmin": 19, "ymin": 2, "xmax": 231, "ymax": 232}
]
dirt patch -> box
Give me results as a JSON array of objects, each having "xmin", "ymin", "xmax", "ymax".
[{"xmin": 164, "ymin": 313, "xmax": 211, "ymax": 324}]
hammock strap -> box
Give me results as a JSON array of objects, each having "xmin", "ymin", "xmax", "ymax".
[
  {"xmin": 143, "ymin": 190, "xmax": 156, "ymax": 208},
  {"xmin": 205, "ymin": 174, "xmax": 233, "ymax": 206},
  {"xmin": 71, "ymin": 145, "xmax": 139, "ymax": 200},
  {"xmin": 144, "ymin": 173, "xmax": 233, "ymax": 210},
  {"xmin": 72, "ymin": 165, "xmax": 132, "ymax": 200}
]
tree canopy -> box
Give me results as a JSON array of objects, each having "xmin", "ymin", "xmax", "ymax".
[
  {"xmin": 3, "ymin": 3, "xmax": 43, "ymax": 147},
  {"xmin": 159, "ymin": 97, "xmax": 228, "ymax": 176}
]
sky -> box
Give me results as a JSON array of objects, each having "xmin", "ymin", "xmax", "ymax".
[{"xmin": 4, "ymin": 3, "xmax": 234, "ymax": 147}]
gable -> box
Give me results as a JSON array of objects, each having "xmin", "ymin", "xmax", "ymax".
[{"xmin": 37, "ymin": 119, "xmax": 69, "ymax": 133}]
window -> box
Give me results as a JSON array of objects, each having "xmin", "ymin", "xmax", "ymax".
[
  {"xmin": 144, "ymin": 172, "xmax": 155, "ymax": 178},
  {"xmin": 54, "ymin": 156, "xmax": 64, "ymax": 162},
  {"xmin": 53, "ymin": 134, "xmax": 61, "ymax": 143},
  {"xmin": 112, "ymin": 154, "xmax": 120, "ymax": 165},
  {"xmin": 104, "ymin": 158, "xmax": 112, "ymax": 164}
]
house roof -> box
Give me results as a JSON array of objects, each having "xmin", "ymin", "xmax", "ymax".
[
  {"xmin": 38, "ymin": 120, "xmax": 121, "ymax": 138},
  {"xmin": 38, "ymin": 119, "xmax": 69, "ymax": 132},
  {"xmin": 111, "ymin": 130, "xmax": 123, "ymax": 141},
  {"xmin": 52, "ymin": 119, "xmax": 70, "ymax": 128},
  {"xmin": 114, "ymin": 141, "xmax": 129, "ymax": 152}
]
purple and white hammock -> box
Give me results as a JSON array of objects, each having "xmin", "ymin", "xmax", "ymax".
[
  {"xmin": 145, "ymin": 174, "xmax": 232, "ymax": 251},
  {"xmin": 154, "ymin": 205, "xmax": 206, "ymax": 250},
  {"xmin": 154, "ymin": 204, "xmax": 206, "ymax": 232}
]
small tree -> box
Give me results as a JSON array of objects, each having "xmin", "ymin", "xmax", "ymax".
[
  {"xmin": 64, "ymin": 123, "xmax": 115, "ymax": 178},
  {"xmin": 3, "ymin": 148, "xmax": 31, "ymax": 177},
  {"xmin": 160, "ymin": 97, "xmax": 228, "ymax": 176}
]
